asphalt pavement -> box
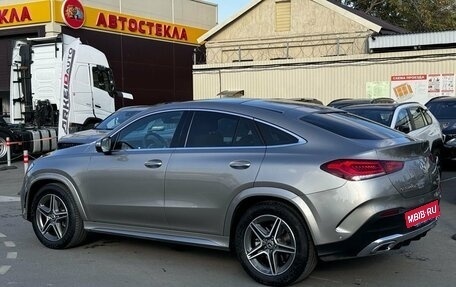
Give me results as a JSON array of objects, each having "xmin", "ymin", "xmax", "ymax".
[{"xmin": 0, "ymin": 161, "xmax": 24, "ymax": 199}]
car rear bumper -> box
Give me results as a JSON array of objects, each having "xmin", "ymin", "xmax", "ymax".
[
  {"xmin": 356, "ymin": 219, "xmax": 437, "ymax": 257},
  {"xmin": 315, "ymin": 207, "xmax": 439, "ymax": 261}
]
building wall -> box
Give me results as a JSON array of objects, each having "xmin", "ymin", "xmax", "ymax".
[
  {"xmin": 63, "ymin": 27, "xmax": 196, "ymax": 106},
  {"xmin": 194, "ymin": 0, "xmax": 455, "ymax": 104},
  {"xmin": 205, "ymin": 0, "xmax": 371, "ymax": 64},
  {"xmin": 193, "ymin": 49, "xmax": 456, "ymax": 104}
]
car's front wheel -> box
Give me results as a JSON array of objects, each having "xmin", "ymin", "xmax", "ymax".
[
  {"xmin": 234, "ymin": 201, "xmax": 317, "ymax": 286},
  {"xmin": 31, "ymin": 183, "xmax": 87, "ymax": 249}
]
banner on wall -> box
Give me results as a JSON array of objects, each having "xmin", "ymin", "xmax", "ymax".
[
  {"xmin": 366, "ymin": 81, "xmax": 390, "ymax": 99},
  {"xmin": 390, "ymin": 73, "xmax": 455, "ymax": 104}
]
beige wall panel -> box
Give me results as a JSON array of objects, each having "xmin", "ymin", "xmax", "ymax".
[
  {"xmin": 194, "ymin": 49, "xmax": 456, "ymax": 104},
  {"xmin": 205, "ymin": 0, "xmax": 372, "ymax": 63},
  {"xmin": 210, "ymin": 0, "xmax": 368, "ymax": 42},
  {"xmin": 84, "ymin": 0, "xmax": 120, "ymax": 11},
  {"xmin": 176, "ymin": 0, "xmax": 217, "ymax": 29},
  {"xmin": 117, "ymin": 0, "xmax": 172, "ymax": 21}
]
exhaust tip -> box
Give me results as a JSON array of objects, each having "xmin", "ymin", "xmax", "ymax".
[{"xmin": 372, "ymin": 241, "xmax": 397, "ymax": 253}]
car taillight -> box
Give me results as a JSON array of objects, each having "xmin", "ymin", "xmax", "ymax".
[{"xmin": 321, "ymin": 159, "xmax": 404, "ymax": 181}]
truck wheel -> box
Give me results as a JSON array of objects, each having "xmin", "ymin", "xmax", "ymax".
[
  {"xmin": 234, "ymin": 201, "xmax": 317, "ymax": 286},
  {"xmin": 0, "ymin": 132, "xmax": 9, "ymax": 163},
  {"xmin": 31, "ymin": 183, "xmax": 87, "ymax": 249}
]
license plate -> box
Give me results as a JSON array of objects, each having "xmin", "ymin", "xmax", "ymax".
[{"xmin": 404, "ymin": 200, "xmax": 440, "ymax": 229}]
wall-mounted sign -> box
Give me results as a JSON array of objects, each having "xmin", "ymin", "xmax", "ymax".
[
  {"xmin": 391, "ymin": 73, "xmax": 455, "ymax": 104},
  {"xmin": 0, "ymin": 1, "xmax": 51, "ymax": 28},
  {"xmin": 62, "ymin": 0, "xmax": 85, "ymax": 29},
  {"xmin": 54, "ymin": 1, "xmax": 207, "ymax": 45}
]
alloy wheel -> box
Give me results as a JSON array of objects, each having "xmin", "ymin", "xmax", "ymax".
[
  {"xmin": 243, "ymin": 214, "xmax": 296, "ymax": 276},
  {"xmin": 35, "ymin": 194, "xmax": 69, "ymax": 241}
]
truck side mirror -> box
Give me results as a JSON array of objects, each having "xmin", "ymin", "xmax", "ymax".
[{"xmin": 96, "ymin": 137, "xmax": 112, "ymax": 154}]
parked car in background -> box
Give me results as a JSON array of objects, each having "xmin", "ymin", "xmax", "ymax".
[
  {"xmin": 291, "ymin": 98, "xmax": 324, "ymax": 105},
  {"xmin": 21, "ymin": 99, "xmax": 440, "ymax": 286},
  {"xmin": 328, "ymin": 98, "xmax": 395, "ymax": 109},
  {"xmin": 426, "ymin": 96, "xmax": 456, "ymax": 161},
  {"xmin": 342, "ymin": 102, "xmax": 444, "ymax": 165},
  {"xmin": 57, "ymin": 105, "xmax": 148, "ymax": 149}
]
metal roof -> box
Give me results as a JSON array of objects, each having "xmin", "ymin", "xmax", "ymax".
[{"xmin": 369, "ymin": 30, "xmax": 456, "ymax": 51}]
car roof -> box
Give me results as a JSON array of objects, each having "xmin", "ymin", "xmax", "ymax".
[
  {"xmin": 328, "ymin": 98, "xmax": 396, "ymax": 108},
  {"xmin": 426, "ymin": 96, "xmax": 456, "ymax": 104},
  {"xmin": 342, "ymin": 102, "xmax": 424, "ymax": 111},
  {"xmin": 141, "ymin": 98, "xmax": 337, "ymax": 118},
  {"xmin": 327, "ymin": 98, "xmax": 372, "ymax": 106}
]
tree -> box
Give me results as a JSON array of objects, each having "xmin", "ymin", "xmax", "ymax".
[{"xmin": 339, "ymin": 0, "xmax": 456, "ymax": 32}]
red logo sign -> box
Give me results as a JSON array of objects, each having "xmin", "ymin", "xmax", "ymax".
[
  {"xmin": 62, "ymin": 0, "xmax": 85, "ymax": 29},
  {"xmin": 404, "ymin": 200, "xmax": 440, "ymax": 229}
]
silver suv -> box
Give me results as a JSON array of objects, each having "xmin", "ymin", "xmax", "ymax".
[
  {"xmin": 21, "ymin": 99, "xmax": 441, "ymax": 286},
  {"xmin": 342, "ymin": 102, "xmax": 444, "ymax": 166}
]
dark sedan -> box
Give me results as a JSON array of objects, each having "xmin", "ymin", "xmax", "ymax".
[{"xmin": 426, "ymin": 96, "xmax": 456, "ymax": 161}]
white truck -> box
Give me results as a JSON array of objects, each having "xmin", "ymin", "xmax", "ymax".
[{"xmin": 0, "ymin": 34, "xmax": 131, "ymax": 162}]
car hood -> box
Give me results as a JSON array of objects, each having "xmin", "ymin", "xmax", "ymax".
[{"xmin": 58, "ymin": 129, "xmax": 109, "ymax": 144}]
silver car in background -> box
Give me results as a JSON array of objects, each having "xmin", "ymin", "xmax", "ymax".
[
  {"xmin": 21, "ymin": 99, "xmax": 440, "ymax": 286},
  {"xmin": 57, "ymin": 105, "xmax": 148, "ymax": 149}
]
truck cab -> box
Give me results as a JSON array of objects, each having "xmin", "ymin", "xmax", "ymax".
[
  {"xmin": 10, "ymin": 34, "xmax": 117, "ymax": 137},
  {"xmin": 0, "ymin": 34, "xmax": 130, "ymax": 162}
]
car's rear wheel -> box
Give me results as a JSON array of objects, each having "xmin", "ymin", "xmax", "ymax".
[
  {"xmin": 31, "ymin": 183, "xmax": 87, "ymax": 249},
  {"xmin": 234, "ymin": 201, "xmax": 317, "ymax": 286}
]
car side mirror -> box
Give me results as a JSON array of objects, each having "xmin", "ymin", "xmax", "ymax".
[
  {"xmin": 396, "ymin": 125, "xmax": 410, "ymax": 134},
  {"xmin": 96, "ymin": 137, "xmax": 112, "ymax": 154}
]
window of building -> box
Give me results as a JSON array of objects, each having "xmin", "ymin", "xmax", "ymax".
[{"xmin": 275, "ymin": 0, "xmax": 291, "ymax": 32}]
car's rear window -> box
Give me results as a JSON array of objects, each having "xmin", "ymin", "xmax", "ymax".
[
  {"xmin": 426, "ymin": 102, "xmax": 456, "ymax": 119},
  {"xmin": 302, "ymin": 112, "xmax": 404, "ymax": 140},
  {"xmin": 344, "ymin": 108, "xmax": 394, "ymax": 127}
]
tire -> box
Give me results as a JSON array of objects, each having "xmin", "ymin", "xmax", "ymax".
[
  {"xmin": 0, "ymin": 132, "xmax": 9, "ymax": 163},
  {"xmin": 30, "ymin": 183, "xmax": 87, "ymax": 249},
  {"xmin": 234, "ymin": 201, "xmax": 317, "ymax": 286}
]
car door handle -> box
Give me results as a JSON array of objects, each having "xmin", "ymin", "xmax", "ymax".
[
  {"xmin": 229, "ymin": 160, "xmax": 251, "ymax": 170},
  {"xmin": 95, "ymin": 104, "xmax": 101, "ymax": 108},
  {"xmin": 144, "ymin": 160, "xmax": 163, "ymax": 169}
]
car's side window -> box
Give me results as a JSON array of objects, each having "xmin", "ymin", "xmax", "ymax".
[
  {"xmin": 394, "ymin": 109, "xmax": 412, "ymax": 133},
  {"xmin": 409, "ymin": 107, "xmax": 427, "ymax": 130},
  {"xmin": 186, "ymin": 112, "xmax": 264, "ymax": 147},
  {"xmin": 233, "ymin": 118, "xmax": 264, "ymax": 146},
  {"xmin": 256, "ymin": 121, "xmax": 298, "ymax": 146},
  {"xmin": 113, "ymin": 111, "xmax": 183, "ymax": 150},
  {"xmin": 423, "ymin": 109, "xmax": 433, "ymax": 125}
]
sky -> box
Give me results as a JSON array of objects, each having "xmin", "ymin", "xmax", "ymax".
[{"xmin": 210, "ymin": 0, "xmax": 252, "ymax": 23}]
